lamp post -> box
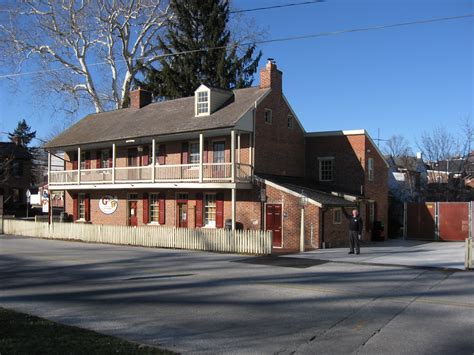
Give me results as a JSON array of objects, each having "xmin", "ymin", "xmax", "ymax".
[{"xmin": 299, "ymin": 191, "xmax": 308, "ymax": 253}]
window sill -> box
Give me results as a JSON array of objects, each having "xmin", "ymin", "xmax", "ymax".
[
  {"xmin": 74, "ymin": 219, "xmax": 91, "ymax": 224},
  {"xmin": 147, "ymin": 222, "xmax": 161, "ymax": 226}
]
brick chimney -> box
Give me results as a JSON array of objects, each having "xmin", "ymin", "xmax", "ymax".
[
  {"xmin": 130, "ymin": 87, "xmax": 152, "ymax": 109},
  {"xmin": 259, "ymin": 58, "xmax": 282, "ymax": 92}
]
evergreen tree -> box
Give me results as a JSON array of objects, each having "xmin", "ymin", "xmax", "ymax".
[
  {"xmin": 137, "ymin": 0, "xmax": 262, "ymax": 99},
  {"xmin": 8, "ymin": 119, "xmax": 36, "ymax": 147}
]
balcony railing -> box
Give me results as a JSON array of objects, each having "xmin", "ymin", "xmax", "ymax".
[{"xmin": 49, "ymin": 163, "xmax": 253, "ymax": 186}]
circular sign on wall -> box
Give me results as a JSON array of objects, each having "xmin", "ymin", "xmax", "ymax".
[{"xmin": 99, "ymin": 195, "xmax": 118, "ymax": 215}]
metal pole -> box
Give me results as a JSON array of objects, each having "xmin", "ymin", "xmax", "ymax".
[
  {"xmin": 300, "ymin": 207, "xmax": 305, "ymax": 252},
  {"xmin": 403, "ymin": 202, "xmax": 407, "ymax": 239}
]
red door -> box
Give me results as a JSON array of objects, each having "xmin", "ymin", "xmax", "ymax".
[
  {"xmin": 128, "ymin": 201, "xmax": 138, "ymax": 226},
  {"xmin": 177, "ymin": 202, "xmax": 188, "ymax": 228},
  {"xmin": 266, "ymin": 204, "xmax": 282, "ymax": 247}
]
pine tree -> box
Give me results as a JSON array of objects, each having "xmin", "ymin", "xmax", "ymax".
[
  {"xmin": 137, "ymin": 0, "xmax": 262, "ymax": 100},
  {"xmin": 8, "ymin": 119, "xmax": 36, "ymax": 147}
]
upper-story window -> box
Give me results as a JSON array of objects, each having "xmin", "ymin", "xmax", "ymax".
[
  {"xmin": 80, "ymin": 151, "xmax": 87, "ymax": 169},
  {"xmin": 368, "ymin": 157, "xmax": 374, "ymax": 181},
  {"xmin": 12, "ymin": 161, "xmax": 23, "ymax": 177},
  {"xmin": 100, "ymin": 150, "xmax": 110, "ymax": 168},
  {"xmin": 264, "ymin": 109, "xmax": 272, "ymax": 124},
  {"xmin": 196, "ymin": 91, "xmax": 209, "ymax": 115},
  {"xmin": 189, "ymin": 142, "xmax": 200, "ymax": 164},
  {"xmin": 318, "ymin": 157, "xmax": 334, "ymax": 182},
  {"xmin": 287, "ymin": 115, "xmax": 294, "ymax": 129}
]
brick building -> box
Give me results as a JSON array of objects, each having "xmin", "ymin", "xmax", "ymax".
[{"xmin": 45, "ymin": 60, "xmax": 388, "ymax": 251}]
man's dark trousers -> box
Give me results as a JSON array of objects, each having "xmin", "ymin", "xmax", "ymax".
[{"xmin": 349, "ymin": 230, "xmax": 360, "ymax": 254}]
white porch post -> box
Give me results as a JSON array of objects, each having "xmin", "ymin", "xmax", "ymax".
[
  {"xmin": 237, "ymin": 133, "xmax": 241, "ymax": 164},
  {"xmin": 199, "ymin": 133, "xmax": 204, "ymax": 183},
  {"xmin": 249, "ymin": 133, "xmax": 253, "ymax": 165},
  {"xmin": 112, "ymin": 144, "xmax": 116, "ymax": 184},
  {"xmin": 47, "ymin": 152, "xmax": 51, "ymax": 185},
  {"xmin": 231, "ymin": 130, "xmax": 236, "ymax": 183},
  {"xmin": 152, "ymin": 139, "xmax": 156, "ymax": 182},
  {"xmin": 300, "ymin": 208, "xmax": 305, "ymax": 252},
  {"xmin": 231, "ymin": 188, "xmax": 236, "ymax": 230},
  {"xmin": 77, "ymin": 147, "xmax": 81, "ymax": 184}
]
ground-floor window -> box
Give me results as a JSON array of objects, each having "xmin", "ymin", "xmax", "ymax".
[
  {"xmin": 78, "ymin": 193, "xmax": 86, "ymax": 220},
  {"xmin": 204, "ymin": 193, "xmax": 216, "ymax": 227},
  {"xmin": 149, "ymin": 193, "xmax": 160, "ymax": 223},
  {"xmin": 333, "ymin": 208, "xmax": 342, "ymax": 224}
]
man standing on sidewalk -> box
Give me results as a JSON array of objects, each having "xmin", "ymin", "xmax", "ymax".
[{"xmin": 342, "ymin": 208, "xmax": 363, "ymax": 255}]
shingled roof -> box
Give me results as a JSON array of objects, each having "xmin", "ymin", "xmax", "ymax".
[{"xmin": 45, "ymin": 86, "xmax": 270, "ymax": 149}]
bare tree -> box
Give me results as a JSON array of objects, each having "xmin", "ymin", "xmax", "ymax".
[
  {"xmin": 383, "ymin": 134, "xmax": 412, "ymax": 158},
  {"xmin": 0, "ymin": 0, "xmax": 170, "ymax": 114}
]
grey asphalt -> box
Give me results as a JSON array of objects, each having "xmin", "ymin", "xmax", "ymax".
[
  {"xmin": 1, "ymin": 235, "xmax": 473, "ymax": 354},
  {"xmin": 288, "ymin": 239, "xmax": 468, "ymax": 270}
]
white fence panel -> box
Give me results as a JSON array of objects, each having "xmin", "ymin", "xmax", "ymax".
[{"xmin": 3, "ymin": 219, "xmax": 272, "ymax": 255}]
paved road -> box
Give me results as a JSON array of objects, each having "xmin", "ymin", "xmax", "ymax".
[{"xmin": 1, "ymin": 235, "xmax": 473, "ymax": 354}]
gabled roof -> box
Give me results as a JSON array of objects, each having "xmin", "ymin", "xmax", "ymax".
[
  {"xmin": 45, "ymin": 86, "xmax": 270, "ymax": 149},
  {"xmin": 0, "ymin": 142, "xmax": 33, "ymax": 160}
]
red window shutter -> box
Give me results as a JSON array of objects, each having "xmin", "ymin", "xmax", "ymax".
[
  {"xmin": 143, "ymin": 193, "xmax": 149, "ymax": 224},
  {"xmin": 85, "ymin": 194, "xmax": 90, "ymax": 221},
  {"xmin": 159, "ymin": 193, "xmax": 166, "ymax": 225},
  {"xmin": 216, "ymin": 192, "xmax": 224, "ymax": 228},
  {"xmin": 195, "ymin": 193, "xmax": 203, "ymax": 228},
  {"xmin": 203, "ymin": 140, "xmax": 209, "ymax": 163},
  {"xmin": 96, "ymin": 150, "xmax": 101, "ymax": 168},
  {"xmin": 142, "ymin": 146, "xmax": 149, "ymax": 166},
  {"xmin": 72, "ymin": 194, "xmax": 78, "ymax": 221},
  {"xmin": 108, "ymin": 149, "xmax": 113, "ymax": 168},
  {"xmin": 158, "ymin": 144, "xmax": 166, "ymax": 165},
  {"xmin": 72, "ymin": 152, "xmax": 78, "ymax": 170},
  {"xmin": 85, "ymin": 152, "xmax": 91, "ymax": 169},
  {"xmin": 181, "ymin": 143, "xmax": 189, "ymax": 164}
]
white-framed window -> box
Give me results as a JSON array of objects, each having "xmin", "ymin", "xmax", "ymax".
[
  {"xmin": 368, "ymin": 157, "xmax": 374, "ymax": 181},
  {"xmin": 196, "ymin": 90, "xmax": 209, "ymax": 115},
  {"xmin": 264, "ymin": 108, "xmax": 272, "ymax": 124},
  {"xmin": 100, "ymin": 150, "xmax": 110, "ymax": 169},
  {"xmin": 204, "ymin": 193, "xmax": 217, "ymax": 227},
  {"xmin": 149, "ymin": 193, "xmax": 160, "ymax": 223},
  {"xmin": 333, "ymin": 208, "xmax": 342, "ymax": 224},
  {"xmin": 78, "ymin": 193, "xmax": 86, "ymax": 220},
  {"xmin": 287, "ymin": 115, "xmax": 294, "ymax": 129},
  {"xmin": 189, "ymin": 142, "xmax": 200, "ymax": 164},
  {"xmin": 318, "ymin": 157, "xmax": 334, "ymax": 182},
  {"xmin": 80, "ymin": 151, "xmax": 87, "ymax": 169}
]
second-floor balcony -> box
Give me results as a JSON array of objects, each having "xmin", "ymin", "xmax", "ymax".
[{"xmin": 49, "ymin": 162, "xmax": 253, "ymax": 186}]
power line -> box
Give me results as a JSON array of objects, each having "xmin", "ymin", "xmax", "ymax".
[
  {"xmin": 230, "ymin": 1, "xmax": 324, "ymax": 14},
  {"xmin": 0, "ymin": 13, "xmax": 472, "ymax": 80}
]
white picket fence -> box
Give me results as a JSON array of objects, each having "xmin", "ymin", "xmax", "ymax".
[{"xmin": 2, "ymin": 219, "xmax": 272, "ymax": 255}]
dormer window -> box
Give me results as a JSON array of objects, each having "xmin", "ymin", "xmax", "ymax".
[{"xmin": 196, "ymin": 90, "xmax": 209, "ymax": 116}]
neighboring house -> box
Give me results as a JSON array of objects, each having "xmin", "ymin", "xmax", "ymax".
[
  {"xmin": 0, "ymin": 142, "xmax": 33, "ymax": 215},
  {"xmin": 45, "ymin": 60, "xmax": 389, "ymax": 251},
  {"xmin": 387, "ymin": 155, "xmax": 427, "ymax": 202},
  {"xmin": 425, "ymin": 157, "xmax": 474, "ymax": 201}
]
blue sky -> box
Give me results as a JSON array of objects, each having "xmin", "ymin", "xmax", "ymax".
[{"xmin": 0, "ymin": 0, "xmax": 472, "ymax": 152}]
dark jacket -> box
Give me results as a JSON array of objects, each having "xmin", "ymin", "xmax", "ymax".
[{"xmin": 342, "ymin": 209, "xmax": 363, "ymax": 233}]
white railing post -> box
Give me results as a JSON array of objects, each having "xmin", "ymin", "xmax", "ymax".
[
  {"xmin": 199, "ymin": 133, "xmax": 204, "ymax": 183},
  {"xmin": 152, "ymin": 139, "xmax": 156, "ymax": 182},
  {"xmin": 47, "ymin": 151, "xmax": 51, "ymax": 186},
  {"xmin": 112, "ymin": 143, "xmax": 116, "ymax": 184},
  {"xmin": 231, "ymin": 130, "xmax": 236, "ymax": 183},
  {"xmin": 237, "ymin": 133, "xmax": 241, "ymax": 164},
  {"xmin": 77, "ymin": 147, "xmax": 81, "ymax": 184}
]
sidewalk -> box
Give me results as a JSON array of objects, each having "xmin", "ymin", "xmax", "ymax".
[{"xmin": 286, "ymin": 239, "xmax": 467, "ymax": 270}]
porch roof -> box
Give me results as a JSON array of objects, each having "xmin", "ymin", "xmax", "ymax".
[
  {"xmin": 45, "ymin": 86, "xmax": 270, "ymax": 149},
  {"xmin": 256, "ymin": 174, "xmax": 357, "ymax": 208}
]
